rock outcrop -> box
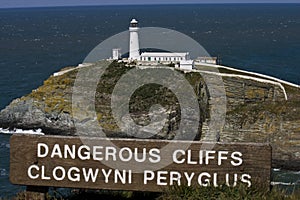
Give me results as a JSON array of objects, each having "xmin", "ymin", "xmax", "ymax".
[{"xmin": 0, "ymin": 60, "xmax": 299, "ymax": 169}]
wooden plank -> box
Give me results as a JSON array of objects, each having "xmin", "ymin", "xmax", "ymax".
[{"xmin": 10, "ymin": 134, "xmax": 271, "ymax": 192}]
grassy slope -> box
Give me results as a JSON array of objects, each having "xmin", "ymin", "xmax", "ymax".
[{"xmin": 11, "ymin": 185, "xmax": 300, "ymax": 200}]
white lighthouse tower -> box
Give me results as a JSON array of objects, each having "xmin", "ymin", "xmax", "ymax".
[{"xmin": 129, "ymin": 19, "xmax": 140, "ymax": 60}]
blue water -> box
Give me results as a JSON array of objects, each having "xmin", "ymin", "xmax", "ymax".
[{"xmin": 0, "ymin": 4, "xmax": 300, "ymax": 197}]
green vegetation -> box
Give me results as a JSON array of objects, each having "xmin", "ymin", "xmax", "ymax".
[
  {"xmin": 27, "ymin": 67, "xmax": 78, "ymax": 114},
  {"xmin": 95, "ymin": 61, "xmax": 206, "ymax": 134},
  {"xmin": 158, "ymin": 185, "xmax": 300, "ymax": 200},
  {"xmin": 20, "ymin": 61, "xmax": 300, "ymax": 136},
  {"xmin": 16, "ymin": 60, "xmax": 299, "ymax": 136},
  {"xmin": 9, "ymin": 185, "xmax": 300, "ymax": 200},
  {"xmin": 95, "ymin": 61, "xmax": 132, "ymax": 131},
  {"xmin": 284, "ymin": 84, "xmax": 300, "ymax": 100},
  {"xmin": 217, "ymin": 66, "xmax": 279, "ymax": 82},
  {"xmin": 227, "ymin": 99, "xmax": 300, "ymax": 124},
  {"xmin": 218, "ymin": 67, "xmax": 262, "ymax": 77},
  {"xmin": 10, "ymin": 189, "xmax": 158, "ymax": 200}
]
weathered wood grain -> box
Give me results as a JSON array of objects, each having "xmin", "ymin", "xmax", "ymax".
[{"xmin": 10, "ymin": 134, "xmax": 271, "ymax": 192}]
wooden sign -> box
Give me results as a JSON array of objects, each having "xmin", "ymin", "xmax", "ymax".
[{"xmin": 10, "ymin": 134, "xmax": 271, "ymax": 192}]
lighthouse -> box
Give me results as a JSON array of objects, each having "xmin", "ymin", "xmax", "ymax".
[{"xmin": 129, "ymin": 19, "xmax": 140, "ymax": 60}]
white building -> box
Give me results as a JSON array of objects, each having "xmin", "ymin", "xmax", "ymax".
[
  {"xmin": 196, "ymin": 56, "xmax": 218, "ymax": 65},
  {"xmin": 112, "ymin": 48, "xmax": 121, "ymax": 60},
  {"xmin": 140, "ymin": 52, "xmax": 189, "ymax": 63},
  {"xmin": 129, "ymin": 19, "xmax": 140, "ymax": 60},
  {"xmin": 179, "ymin": 60, "xmax": 194, "ymax": 70}
]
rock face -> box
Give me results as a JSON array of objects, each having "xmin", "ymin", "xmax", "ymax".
[
  {"xmin": 0, "ymin": 60, "xmax": 299, "ymax": 170},
  {"xmin": 221, "ymin": 77, "xmax": 300, "ymax": 170},
  {"xmin": 0, "ymin": 98, "xmax": 74, "ymax": 135},
  {"xmin": 0, "ymin": 65, "xmax": 77, "ymax": 135}
]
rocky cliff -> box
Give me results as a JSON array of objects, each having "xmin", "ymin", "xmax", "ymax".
[{"xmin": 0, "ymin": 60, "xmax": 299, "ymax": 169}]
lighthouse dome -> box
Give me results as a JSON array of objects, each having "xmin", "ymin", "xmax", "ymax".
[{"xmin": 130, "ymin": 19, "xmax": 138, "ymax": 24}]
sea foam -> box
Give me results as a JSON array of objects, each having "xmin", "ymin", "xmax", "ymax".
[{"xmin": 0, "ymin": 128, "xmax": 44, "ymax": 135}]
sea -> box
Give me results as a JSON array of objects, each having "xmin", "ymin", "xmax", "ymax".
[{"xmin": 0, "ymin": 4, "xmax": 300, "ymax": 198}]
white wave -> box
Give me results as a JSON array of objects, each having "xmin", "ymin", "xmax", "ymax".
[
  {"xmin": 0, "ymin": 128, "xmax": 45, "ymax": 135},
  {"xmin": 0, "ymin": 168, "xmax": 8, "ymax": 176},
  {"xmin": 0, "ymin": 142, "xmax": 10, "ymax": 148},
  {"xmin": 271, "ymin": 181, "xmax": 296, "ymax": 186},
  {"xmin": 273, "ymin": 168, "xmax": 281, "ymax": 172}
]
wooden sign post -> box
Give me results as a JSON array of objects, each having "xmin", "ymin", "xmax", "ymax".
[{"xmin": 10, "ymin": 134, "xmax": 271, "ymax": 193}]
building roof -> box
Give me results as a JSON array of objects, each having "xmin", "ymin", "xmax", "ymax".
[
  {"xmin": 180, "ymin": 60, "xmax": 194, "ymax": 64},
  {"xmin": 140, "ymin": 52, "xmax": 188, "ymax": 57},
  {"xmin": 131, "ymin": 19, "xmax": 138, "ymax": 24}
]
